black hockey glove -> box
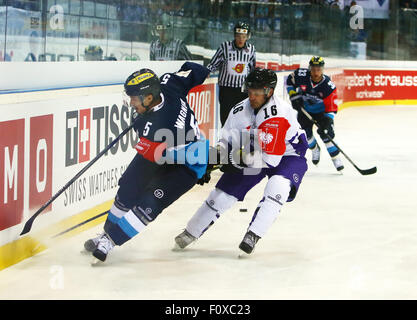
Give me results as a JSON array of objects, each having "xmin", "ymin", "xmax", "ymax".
[
  {"xmin": 197, "ymin": 164, "xmax": 214, "ymax": 185},
  {"xmin": 197, "ymin": 146, "xmax": 221, "ymax": 186},
  {"xmin": 220, "ymin": 148, "xmax": 247, "ymax": 174},
  {"xmin": 288, "ymin": 87, "xmax": 304, "ymax": 112},
  {"xmin": 317, "ymin": 115, "xmax": 334, "ymax": 136}
]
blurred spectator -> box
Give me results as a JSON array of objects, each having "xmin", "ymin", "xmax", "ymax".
[
  {"xmin": 348, "ymin": 28, "xmax": 367, "ymax": 42},
  {"xmin": 10, "ymin": 0, "xmax": 38, "ymax": 11},
  {"xmin": 84, "ymin": 45, "xmax": 103, "ymax": 61},
  {"xmin": 401, "ymin": 0, "xmax": 410, "ymax": 8},
  {"xmin": 255, "ymin": 0, "xmax": 270, "ymax": 32},
  {"xmin": 402, "ymin": 0, "xmax": 417, "ymax": 8},
  {"xmin": 24, "ymin": 30, "xmax": 40, "ymax": 62},
  {"xmin": 348, "ymin": 1, "xmax": 357, "ymax": 8},
  {"xmin": 121, "ymin": 0, "xmax": 148, "ymax": 22}
]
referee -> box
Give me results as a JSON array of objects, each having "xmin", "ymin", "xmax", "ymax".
[
  {"xmin": 207, "ymin": 22, "xmax": 256, "ymax": 126},
  {"xmin": 150, "ymin": 23, "xmax": 192, "ymax": 61}
]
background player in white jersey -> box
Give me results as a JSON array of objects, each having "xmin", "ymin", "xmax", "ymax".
[
  {"xmin": 286, "ymin": 56, "xmax": 344, "ymax": 171},
  {"xmin": 174, "ymin": 68, "xmax": 308, "ymax": 254}
]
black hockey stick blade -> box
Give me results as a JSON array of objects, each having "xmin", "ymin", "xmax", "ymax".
[
  {"xmin": 299, "ymin": 107, "xmax": 377, "ymax": 176},
  {"xmin": 356, "ymin": 165, "xmax": 377, "ymax": 176},
  {"xmin": 20, "ymin": 201, "xmax": 53, "ymax": 235},
  {"xmin": 20, "ymin": 119, "xmax": 137, "ymax": 236}
]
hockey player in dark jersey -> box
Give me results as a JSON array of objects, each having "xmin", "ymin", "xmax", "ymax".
[
  {"xmin": 84, "ymin": 62, "xmax": 210, "ymax": 263},
  {"xmin": 286, "ymin": 56, "xmax": 344, "ymax": 171}
]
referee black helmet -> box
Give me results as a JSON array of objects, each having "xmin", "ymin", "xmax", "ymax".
[{"xmin": 234, "ymin": 22, "xmax": 250, "ymax": 37}]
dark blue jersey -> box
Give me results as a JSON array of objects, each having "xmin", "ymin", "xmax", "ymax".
[
  {"xmin": 132, "ymin": 62, "xmax": 210, "ymax": 178},
  {"xmin": 286, "ymin": 68, "xmax": 338, "ymax": 114}
]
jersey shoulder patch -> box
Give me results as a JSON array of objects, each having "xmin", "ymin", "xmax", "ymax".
[{"xmin": 321, "ymin": 75, "xmax": 337, "ymax": 96}]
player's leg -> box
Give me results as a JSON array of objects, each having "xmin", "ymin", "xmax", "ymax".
[
  {"xmin": 240, "ymin": 156, "xmax": 308, "ymax": 254},
  {"xmin": 94, "ymin": 165, "xmax": 197, "ymax": 261},
  {"xmin": 83, "ymin": 199, "xmax": 128, "ymax": 252},
  {"xmin": 297, "ymin": 110, "xmax": 320, "ymax": 164},
  {"xmin": 174, "ymin": 171, "xmax": 267, "ymax": 249},
  {"xmin": 84, "ymin": 154, "xmax": 159, "ymax": 253},
  {"xmin": 174, "ymin": 188, "xmax": 238, "ymax": 249},
  {"xmin": 314, "ymin": 113, "xmax": 344, "ymax": 171}
]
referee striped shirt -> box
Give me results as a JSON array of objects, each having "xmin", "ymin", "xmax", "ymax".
[
  {"xmin": 207, "ymin": 40, "xmax": 256, "ymax": 88},
  {"xmin": 150, "ymin": 39, "xmax": 192, "ymax": 61}
]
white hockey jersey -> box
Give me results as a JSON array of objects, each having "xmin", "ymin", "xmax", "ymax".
[{"xmin": 220, "ymin": 94, "xmax": 307, "ymax": 168}]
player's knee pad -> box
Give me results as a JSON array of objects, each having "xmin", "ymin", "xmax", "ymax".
[
  {"xmin": 186, "ymin": 188, "xmax": 238, "ymax": 238},
  {"xmin": 249, "ymin": 176, "xmax": 291, "ymax": 237},
  {"xmin": 263, "ymin": 175, "xmax": 291, "ymax": 208},
  {"xmin": 206, "ymin": 188, "xmax": 238, "ymax": 213},
  {"xmin": 131, "ymin": 196, "xmax": 163, "ymax": 226}
]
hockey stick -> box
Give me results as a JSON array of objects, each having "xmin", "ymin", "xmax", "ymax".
[
  {"xmin": 20, "ymin": 119, "xmax": 138, "ymax": 236},
  {"xmin": 300, "ymin": 107, "xmax": 377, "ymax": 176}
]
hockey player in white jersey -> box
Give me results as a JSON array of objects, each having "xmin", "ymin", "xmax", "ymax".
[{"xmin": 174, "ymin": 68, "xmax": 309, "ymax": 254}]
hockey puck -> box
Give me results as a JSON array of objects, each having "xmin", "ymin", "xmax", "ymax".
[{"xmin": 239, "ymin": 208, "xmax": 248, "ymax": 213}]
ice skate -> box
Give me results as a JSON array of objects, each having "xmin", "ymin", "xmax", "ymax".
[
  {"xmin": 311, "ymin": 143, "xmax": 321, "ymax": 165},
  {"xmin": 332, "ymin": 155, "xmax": 344, "ymax": 172},
  {"xmin": 239, "ymin": 230, "xmax": 260, "ymax": 255},
  {"xmin": 91, "ymin": 233, "xmax": 115, "ymax": 263},
  {"xmin": 83, "ymin": 232, "xmax": 104, "ymax": 253},
  {"xmin": 173, "ymin": 229, "xmax": 197, "ymax": 250}
]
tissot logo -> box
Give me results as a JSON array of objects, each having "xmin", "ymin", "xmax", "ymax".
[{"xmin": 65, "ymin": 104, "xmax": 138, "ymax": 167}]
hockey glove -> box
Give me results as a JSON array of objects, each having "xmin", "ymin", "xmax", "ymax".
[
  {"xmin": 197, "ymin": 146, "xmax": 221, "ymax": 186},
  {"xmin": 220, "ymin": 148, "xmax": 247, "ymax": 174},
  {"xmin": 316, "ymin": 114, "xmax": 334, "ymax": 136},
  {"xmin": 197, "ymin": 164, "xmax": 214, "ymax": 185},
  {"xmin": 288, "ymin": 87, "xmax": 305, "ymax": 112}
]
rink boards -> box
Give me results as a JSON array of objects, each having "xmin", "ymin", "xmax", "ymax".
[
  {"xmin": 1, "ymin": 61, "xmax": 417, "ymax": 270},
  {"xmin": 0, "ymin": 62, "xmax": 218, "ymax": 269}
]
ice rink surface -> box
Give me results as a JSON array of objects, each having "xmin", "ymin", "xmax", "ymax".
[{"xmin": 1, "ymin": 105, "xmax": 417, "ymax": 300}]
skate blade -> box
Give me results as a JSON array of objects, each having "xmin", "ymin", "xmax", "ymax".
[
  {"xmin": 238, "ymin": 250, "xmax": 251, "ymax": 259},
  {"xmin": 90, "ymin": 257, "xmax": 105, "ymax": 266},
  {"xmin": 172, "ymin": 243, "xmax": 184, "ymax": 252},
  {"xmin": 80, "ymin": 249, "xmax": 93, "ymax": 255}
]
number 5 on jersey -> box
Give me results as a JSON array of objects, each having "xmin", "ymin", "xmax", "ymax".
[{"xmin": 143, "ymin": 121, "xmax": 152, "ymax": 136}]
